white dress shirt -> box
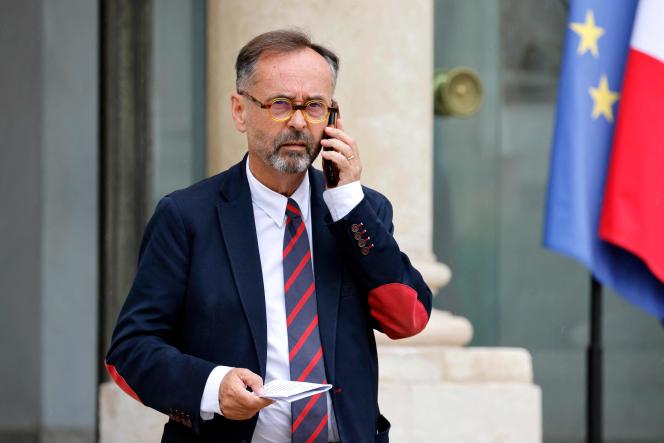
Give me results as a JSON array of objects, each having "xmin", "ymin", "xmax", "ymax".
[{"xmin": 199, "ymin": 158, "xmax": 363, "ymax": 443}]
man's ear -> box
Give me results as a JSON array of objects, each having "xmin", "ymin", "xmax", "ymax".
[{"xmin": 231, "ymin": 93, "xmax": 247, "ymax": 133}]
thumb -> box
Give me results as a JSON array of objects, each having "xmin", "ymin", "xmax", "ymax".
[{"xmin": 238, "ymin": 369, "xmax": 265, "ymax": 395}]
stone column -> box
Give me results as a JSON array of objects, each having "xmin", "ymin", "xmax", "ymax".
[{"xmin": 206, "ymin": 0, "xmax": 471, "ymax": 346}]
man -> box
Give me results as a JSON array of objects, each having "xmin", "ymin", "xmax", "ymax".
[{"xmin": 106, "ymin": 30, "xmax": 431, "ymax": 443}]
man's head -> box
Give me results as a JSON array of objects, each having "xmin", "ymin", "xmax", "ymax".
[{"xmin": 230, "ymin": 30, "xmax": 340, "ymax": 176}]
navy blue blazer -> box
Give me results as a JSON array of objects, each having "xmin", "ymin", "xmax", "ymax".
[{"xmin": 106, "ymin": 157, "xmax": 432, "ymax": 442}]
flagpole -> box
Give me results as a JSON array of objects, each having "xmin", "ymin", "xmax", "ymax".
[{"xmin": 587, "ymin": 275, "xmax": 603, "ymax": 443}]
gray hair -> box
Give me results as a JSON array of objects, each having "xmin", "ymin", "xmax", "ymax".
[{"xmin": 235, "ymin": 29, "xmax": 339, "ymax": 92}]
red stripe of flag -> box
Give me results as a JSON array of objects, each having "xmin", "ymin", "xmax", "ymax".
[
  {"xmin": 289, "ymin": 315, "xmax": 318, "ymax": 361},
  {"xmin": 600, "ymin": 48, "xmax": 664, "ymax": 283},
  {"xmin": 284, "ymin": 250, "xmax": 311, "ymax": 292}
]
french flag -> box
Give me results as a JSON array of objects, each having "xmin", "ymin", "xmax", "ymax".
[{"xmin": 599, "ymin": 0, "xmax": 664, "ymax": 284}]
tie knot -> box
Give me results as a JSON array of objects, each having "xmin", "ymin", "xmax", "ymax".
[{"xmin": 286, "ymin": 198, "xmax": 303, "ymax": 219}]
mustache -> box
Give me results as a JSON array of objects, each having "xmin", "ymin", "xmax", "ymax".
[{"xmin": 275, "ymin": 130, "xmax": 313, "ymax": 149}]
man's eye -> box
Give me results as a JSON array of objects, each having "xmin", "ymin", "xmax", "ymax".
[
  {"xmin": 272, "ymin": 99, "xmax": 291, "ymax": 109},
  {"xmin": 306, "ymin": 101, "xmax": 326, "ymax": 115}
]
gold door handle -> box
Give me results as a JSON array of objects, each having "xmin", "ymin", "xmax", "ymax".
[{"xmin": 434, "ymin": 67, "xmax": 483, "ymax": 117}]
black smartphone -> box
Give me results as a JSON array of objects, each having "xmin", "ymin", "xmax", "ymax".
[{"xmin": 322, "ymin": 108, "xmax": 339, "ymax": 188}]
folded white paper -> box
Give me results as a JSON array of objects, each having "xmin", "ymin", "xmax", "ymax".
[{"xmin": 259, "ymin": 380, "xmax": 332, "ymax": 403}]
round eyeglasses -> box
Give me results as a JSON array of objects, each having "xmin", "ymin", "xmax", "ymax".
[{"xmin": 239, "ymin": 91, "xmax": 337, "ymax": 124}]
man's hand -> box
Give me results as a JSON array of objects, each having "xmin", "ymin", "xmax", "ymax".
[
  {"xmin": 320, "ymin": 118, "xmax": 362, "ymax": 187},
  {"xmin": 219, "ymin": 368, "xmax": 274, "ymax": 420}
]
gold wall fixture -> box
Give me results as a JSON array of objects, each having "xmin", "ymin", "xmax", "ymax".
[{"xmin": 434, "ymin": 67, "xmax": 483, "ymax": 117}]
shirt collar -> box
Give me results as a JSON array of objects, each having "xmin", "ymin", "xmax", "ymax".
[{"xmin": 246, "ymin": 157, "xmax": 310, "ymax": 228}]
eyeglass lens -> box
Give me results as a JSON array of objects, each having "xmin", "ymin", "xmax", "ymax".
[{"xmin": 270, "ymin": 99, "xmax": 328, "ymax": 121}]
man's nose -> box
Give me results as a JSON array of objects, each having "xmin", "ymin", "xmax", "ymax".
[{"xmin": 287, "ymin": 109, "xmax": 307, "ymax": 130}]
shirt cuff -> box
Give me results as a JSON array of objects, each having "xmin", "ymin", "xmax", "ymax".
[
  {"xmin": 322, "ymin": 181, "xmax": 364, "ymax": 222},
  {"xmin": 200, "ymin": 366, "xmax": 234, "ymax": 420}
]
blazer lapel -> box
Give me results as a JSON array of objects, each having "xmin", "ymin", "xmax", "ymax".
[
  {"xmin": 216, "ymin": 157, "xmax": 268, "ymax": 377},
  {"xmin": 214, "ymin": 161, "xmax": 341, "ymax": 383},
  {"xmin": 309, "ymin": 170, "xmax": 342, "ymax": 385}
]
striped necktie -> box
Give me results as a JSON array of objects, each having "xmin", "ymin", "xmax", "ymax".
[{"xmin": 283, "ymin": 198, "xmax": 328, "ymax": 443}]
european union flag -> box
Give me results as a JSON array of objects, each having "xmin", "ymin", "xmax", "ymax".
[{"xmin": 544, "ymin": 0, "xmax": 664, "ymax": 319}]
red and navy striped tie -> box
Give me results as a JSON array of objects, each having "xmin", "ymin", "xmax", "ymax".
[{"xmin": 283, "ymin": 198, "xmax": 328, "ymax": 443}]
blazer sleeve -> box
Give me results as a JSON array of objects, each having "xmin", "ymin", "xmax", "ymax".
[
  {"xmin": 328, "ymin": 192, "xmax": 432, "ymax": 339},
  {"xmin": 105, "ymin": 196, "xmax": 215, "ymax": 434}
]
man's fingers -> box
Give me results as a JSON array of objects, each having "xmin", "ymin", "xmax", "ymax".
[
  {"xmin": 321, "ymin": 148, "xmax": 361, "ymax": 186},
  {"xmin": 245, "ymin": 394, "xmax": 275, "ymax": 409},
  {"xmin": 220, "ymin": 368, "xmax": 273, "ymax": 420},
  {"xmin": 320, "ymin": 138, "xmax": 353, "ymax": 159},
  {"xmin": 225, "ymin": 386, "xmax": 273, "ymax": 420},
  {"xmin": 236, "ymin": 369, "xmax": 265, "ymax": 395},
  {"xmin": 321, "ymin": 149, "xmax": 349, "ymax": 166},
  {"xmin": 324, "ymin": 125, "xmax": 356, "ymax": 151}
]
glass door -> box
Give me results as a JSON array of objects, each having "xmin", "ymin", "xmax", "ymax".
[{"xmin": 433, "ymin": 1, "xmax": 664, "ymax": 441}]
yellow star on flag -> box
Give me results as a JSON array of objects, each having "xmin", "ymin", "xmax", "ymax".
[
  {"xmin": 570, "ymin": 10, "xmax": 605, "ymax": 58},
  {"xmin": 589, "ymin": 75, "xmax": 620, "ymax": 122}
]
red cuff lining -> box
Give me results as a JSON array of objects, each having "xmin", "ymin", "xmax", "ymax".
[
  {"xmin": 368, "ymin": 283, "xmax": 429, "ymax": 339},
  {"xmin": 106, "ymin": 362, "xmax": 142, "ymax": 403}
]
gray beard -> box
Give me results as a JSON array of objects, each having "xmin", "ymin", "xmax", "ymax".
[
  {"xmin": 267, "ymin": 150, "xmax": 312, "ymax": 174},
  {"xmin": 257, "ymin": 129, "xmax": 321, "ymax": 174}
]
